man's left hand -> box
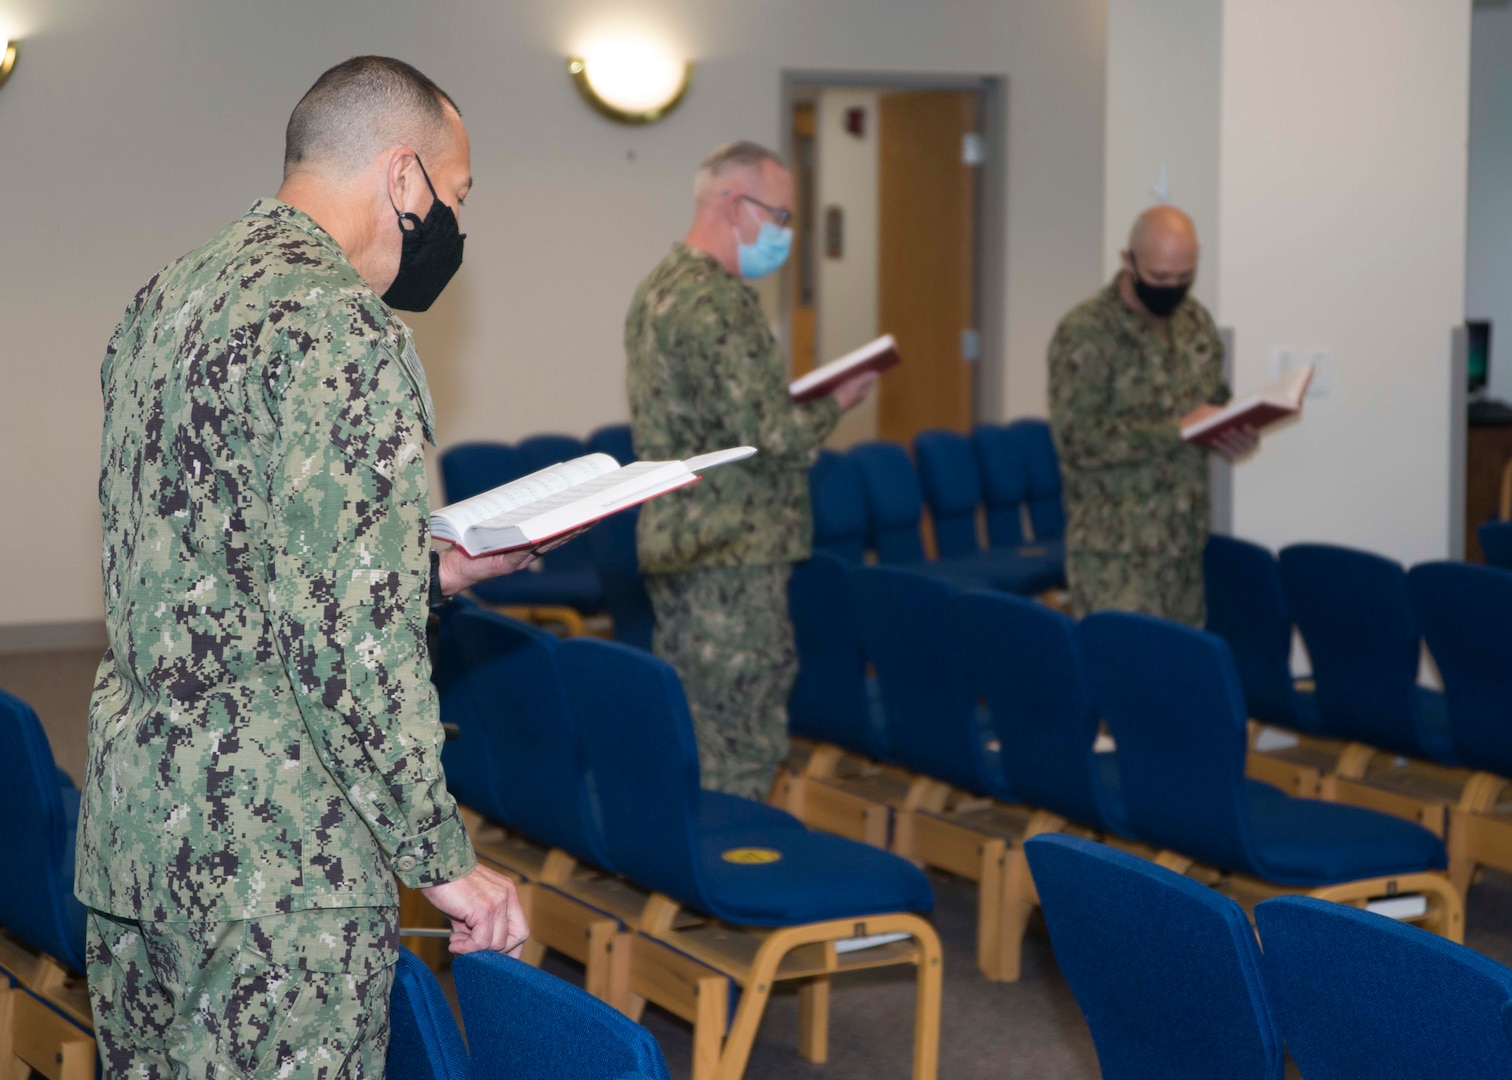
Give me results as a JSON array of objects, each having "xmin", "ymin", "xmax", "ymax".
[
  {"xmin": 436, "ymin": 526, "xmax": 591, "ymax": 598},
  {"xmin": 1210, "ymin": 426, "xmax": 1260, "ymax": 462}
]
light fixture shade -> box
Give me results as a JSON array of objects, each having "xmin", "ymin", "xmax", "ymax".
[
  {"xmin": 0, "ymin": 41, "xmax": 16, "ymax": 90},
  {"xmin": 569, "ymin": 38, "xmax": 691, "ymax": 126}
]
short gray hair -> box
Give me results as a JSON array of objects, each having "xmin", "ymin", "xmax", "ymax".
[
  {"xmin": 695, "ymin": 140, "xmax": 785, "ymax": 198},
  {"xmin": 284, "ymin": 56, "xmax": 461, "ymax": 178}
]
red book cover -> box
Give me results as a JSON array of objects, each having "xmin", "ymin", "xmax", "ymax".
[{"xmin": 789, "ymin": 335, "xmax": 902, "ymax": 403}]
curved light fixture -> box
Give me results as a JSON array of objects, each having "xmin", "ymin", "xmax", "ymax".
[
  {"xmin": 568, "ymin": 37, "xmax": 691, "ymax": 126},
  {"xmin": 0, "ymin": 41, "xmax": 16, "ymax": 91}
]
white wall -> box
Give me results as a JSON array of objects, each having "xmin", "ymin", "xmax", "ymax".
[
  {"xmin": 1467, "ymin": 0, "xmax": 1512, "ymax": 402},
  {"xmin": 0, "ymin": 0, "xmax": 1108, "ymax": 628},
  {"xmin": 1101, "ymin": 0, "xmax": 1223, "ymax": 312},
  {"xmin": 1219, "ymin": 0, "xmax": 1471, "ymax": 564},
  {"xmin": 815, "ymin": 87, "xmax": 881, "ymax": 448}
]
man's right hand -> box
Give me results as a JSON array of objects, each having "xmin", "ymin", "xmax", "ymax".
[
  {"xmin": 832, "ymin": 370, "xmax": 880, "ymax": 412},
  {"xmin": 420, "ymin": 863, "xmax": 530, "ymax": 956}
]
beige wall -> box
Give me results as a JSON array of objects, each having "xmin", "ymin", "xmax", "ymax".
[
  {"xmin": 815, "ymin": 87, "xmax": 882, "ymax": 449},
  {"xmin": 1219, "ymin": 0, "xmax": 1470, "ymax": 564},
  {"xmin": 1467, "ymin": 0, "xmax": 1512, "ymax": 402},
  {"xmin": 0, "ymin": 0, "xmax": 1108, "ymax": 629}
]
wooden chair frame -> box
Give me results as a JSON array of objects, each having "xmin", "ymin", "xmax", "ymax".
[
  {"xmin": 467, "ymin": 812, "xmax": 941, "ymax": 1080},
  {"xmin": 1447, "ymin": 772, "xmax": 1512, "ymax": 897},
  {"xmin": 0, "ymin": 936, "xmax": 94, "ymax": 1080}
]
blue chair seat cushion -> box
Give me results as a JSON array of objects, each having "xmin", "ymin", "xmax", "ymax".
[
  {"xmin": 472, "ymin": 565, "xmax": 605, "ymax": 611},
  {"xmin": 697, "ymin": 791, "xmax": 807, "ymax": 835},
  {"xmin": 697, "ymin": 828, "xmax": 935, "ymax": 925},
  {"xmin": 1246, "ymin": 788, "xmax": 1447, "ymax": 884}
]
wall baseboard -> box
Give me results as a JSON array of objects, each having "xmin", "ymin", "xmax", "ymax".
[{"xmin": 0, "ymin": 621, "xmax": 108, "ymax": 655}]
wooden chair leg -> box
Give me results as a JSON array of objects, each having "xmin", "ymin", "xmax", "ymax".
[
  {"xmin": 911, "ymin": 928, "xmax": 944, "ymax": 1080},
  {"xmin": 1448, "ymin": 811, "xmax": 1479, "ymax": 899},
  {"xmin": 690, "ymin": 975, "xmax": 727, "ymax": 1080},
  {"xmin": 797, "ymin": 975, "xmax": 831, "ymax": 1064},
  {"xmin": 974, "ymin": 839, "xmax": 1008, "ymax": 980}
]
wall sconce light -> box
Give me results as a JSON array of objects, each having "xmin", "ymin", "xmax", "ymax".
[
  {"xmin": 568, "ymin": 37, "xmax": 691, "ymax": 126},
  {"xmin": 0, "ymin": 41, "xmax": 16, "ymax": 90}
]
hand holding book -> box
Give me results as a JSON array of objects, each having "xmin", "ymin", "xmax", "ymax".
[{"xmin": 1181, "ymin": 405, "xmax": 1260, "ymax": 461}]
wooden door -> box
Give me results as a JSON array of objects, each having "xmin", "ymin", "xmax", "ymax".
[
  {"xmin": 788, "ymin": 102, "xmax": 819, "ymax": 379},
  {"xmin": 877, "ymin": 90, "xmax": 977, "ymax": 443}
]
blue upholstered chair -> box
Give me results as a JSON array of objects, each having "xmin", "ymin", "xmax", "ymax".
[
  {"xmin": 1409, "ymin": 560, "xmax": 1512, "ymax": 892},
  {"xmin": 1008, "ymin": 418, "xmax": 1066, "ymax": 549},
  {"xmin": 555, "ymin": 636, "xmax": 942, "ymax": 1078},
  {"xmin": 440, "ymin": 441, "xmax": 528, "ymax": 503},
  {"xmin": 1256, "ymin": 896, "xmax": 1512, "ymax": 1079},
  {"xmin": 788, "ymin": 551, "xmax": 888, "ymax": 762},
  {"xmin": 587, "ymin": 505, "xmax": 654, "ymax": 652},
  {"xmin": 972, "ymin": 422, "xmax": 1030, "ymax": 548},
  {"xmin": 587, "ymin": 422, "xmax": 637, "ymax": 466},
  {"xmin": 1076, "ymin": 613, "xmax": 1462, "ymax": 937},
  {"xmin": 0, "ymin": 690, "xmax": 87, "ymax": 977},
  {"xmin": 912, "ymin": 429, "xmax": 987, "ymax": 559},
  {"xmin": 388, "ymin": 947, "xmax": 471, "ymax": 1080},
  {"xmin": 1481, "ymin": 520, "xmax": 1512, "ymax": 571},
  {"xmin": 955, "ymin": 591, "xmax": 1130, "ymax": 837},
  {"xmin": 456, "ymin": 952, "xmax": 671, "ymax": 1080},
  {"xmin": 1025, "ymin": 834, "xmax": 1283, "ymax": 1080},
  {"xmin": 849, "ymin": 441, "xmax": 1059, "ymax": 594},
  {"xmin": 1280, "ymin": 543, "xmax": 1456, "ymax": 765},
  {"xmin": 809, "ymin": 450, "xmax": 869, "ymax": 564},
  {"xmin": 433, "ymin": 596, "xmax": 498, "ymax": 814}
]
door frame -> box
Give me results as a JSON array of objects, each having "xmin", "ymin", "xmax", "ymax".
[{"xmin": 779, "ymin": 69, "xmax": 1009, "ymax": 426}]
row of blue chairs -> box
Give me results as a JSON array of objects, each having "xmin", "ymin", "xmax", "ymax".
[
  {"xmin": 1205, "ymin": 536, "xmax": 1512, "ymax": 896},
  {"xmin": 1029, "ymin": 833, "xmax": 1512, "ymax": 1080},
  {"xmin": 773, "ymin": 554, "xmax": 1463, "ymax": 984},
  {"xmin": 391, "ymin": 946, "xmax": 671, "ymax": 1079},
  {"xmin": 1482, "ymin": 518, "xmax": 1512, "ymax": 570},
  {"xmin": 437, "ymin": 602, "xmax": 943, "ymax": 1080}
]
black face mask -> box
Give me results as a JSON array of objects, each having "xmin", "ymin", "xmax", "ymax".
[
  {"xmin": 1129, "ymin": 255, "xmax": 1190, "ymax": 318},
  {"xmin": 382, "ymin": 155, "xmax": 466, "ymax": 312}
]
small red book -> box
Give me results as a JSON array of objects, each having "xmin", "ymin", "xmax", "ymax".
[
  {"xmin": 1181, "ymin": 365, "xmax": 1315, "ymax": 447},
  {"xmin": 789, "ymin": 334, "xmax": 902, "ymax": 403}
]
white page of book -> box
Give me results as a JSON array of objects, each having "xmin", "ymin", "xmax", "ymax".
[
  {"xmin": 789, "ymin": 334, "xmax": 895, "ymax": 398},
  {"xmin": 442, "ymin": 453, "xmax": 620, "ymax": 530},
  {"xmin": 479, "ymin": 460, "xmax": 685, "ymax": 530}
]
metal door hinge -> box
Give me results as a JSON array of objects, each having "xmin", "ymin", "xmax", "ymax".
[
  {"xmin": 962, "ymin": 133, "xmax": 984, "ymax": 166},
  {"xmin": 961, "ymin": 329, "xmax": 982, "ymax": 362}
]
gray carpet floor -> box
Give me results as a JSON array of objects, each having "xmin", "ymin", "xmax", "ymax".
[{"xmin": 10, "ymin": 645, "xmax": 1512, "ymax": 1079}]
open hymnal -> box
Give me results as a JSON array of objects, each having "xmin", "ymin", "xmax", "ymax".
[
  {"xmin": 1180, "ymin": 365, "xmax": 1315, "ymax": 447},
  {"xmin": 789, "ymin": 334, "xmax": 903, "ymax": 403},
  {"xmin": 431, "ymin": 447, "xmax": 757, "ymax": 556}
]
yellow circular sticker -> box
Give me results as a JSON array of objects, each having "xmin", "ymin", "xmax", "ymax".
[{"xmin": 721, "ymin": 847, "xmax": 783, "ymax": 865}]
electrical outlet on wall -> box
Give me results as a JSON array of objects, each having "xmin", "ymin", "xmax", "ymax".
[
  {"xmin": 1269, "ymin": 347, "xmax": 1333, "ymax": 397},
  {"xmin": 1269, "ymin": 347, "xmax": 1297, "ymax": 383}
]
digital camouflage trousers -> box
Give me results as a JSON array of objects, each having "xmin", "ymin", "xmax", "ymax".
[{"xmin": 1066, "ymin": 548, "xmax": 1207, "ymax": 627}]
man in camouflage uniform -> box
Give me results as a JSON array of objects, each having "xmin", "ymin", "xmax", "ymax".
[
  {"xmin": 626, "ymin": 142, "xmax": 875, "ymax": 799},
  {"xmin": 1049, "ymin": 206, "xmax": 1256, "ymax": 625},
  {"xmin": 82, "ymin": 57, "xmax": 531, "ymax": 1077}
]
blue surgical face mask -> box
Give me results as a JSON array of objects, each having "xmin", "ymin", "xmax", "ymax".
[{"xmin": 735, "ymin": 206, "xmax": 793, "ymax": 279}]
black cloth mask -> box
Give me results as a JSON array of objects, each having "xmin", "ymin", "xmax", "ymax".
[
  {"xmin": 382, "ymin": 155, "xmax": 465, "ymax": 312},
  {"xmin": 1129, "ymin": 255, "xmax": 1190, "ymax": 318}
]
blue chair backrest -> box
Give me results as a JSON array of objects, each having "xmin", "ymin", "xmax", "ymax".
[
  {"xmin": 971, "ymin": 424, "xmax": 1029, "ymax": 548},
  {"xmin": 849, "ymin": 442, "xmax": 927, "ymax": 564},
  {"xmin": 1279, "ymin": 543, "xmax": 1434, "ymax": 759},
  {"xmin": 388, "ymin": 947, "xmax": 471, "ymax": 1080},
  {"xmin": 440, "ymin": 442, "xmax": 528, "ymax": 504},
  {"xmin": 850, "ymin": 566, "xmax": 997, "ymax": 796},
  {"xmin": 587, "ymin": 505, "xmax": 654, "ymax": 652},
  {"xmin": 1204, "ymin": 536, "xmax": 1313, "ymax": 732},
  {"xmin": 1007, "ymin": 419, "xmax": 1065, "ymax": 541},
  {"xmin": 587, "ymin": 423, "xmax": 637, "ymax": 465},
  {"xmin": 1409, "ymin": 561, "xmax": 1512, "ymax": 778},
  {"xmin": 1077, "ymin": 613, "xmax": 1258, "ymax": 874},
  {"xmin": 434, "ymin": 597, "xmax": 497, "ymax": 812},
  {"xmin": 456, "ymin": 952, "xmax": 672, "ymax": 1080},
  {"xmin": 518, "ymin": 434, "xmax": 597, "ymax": 572},
  {"xmin": 955, "ymin": 591, "xmax": 1112, "ymax": 830},
  {"xmin": 450, "ymin": 610, "xmax": 615, "ymax": 870},
  {"xmin": 1026, "ymin": 835, "xmax": 1282, "ymax": 1080},
  {"xmin": 0, "ymin": 690, "xmax": 87, "ymax": 973},
  {"xmin": 555, "ymin": 638, "xmax": 717, "ymax": 914},
  {"xmin": 789, "ymin": 552, "xmax": 888, "ymax": 760},
  {"xmin": 1481, "ymin": 520, "xmax": 1512, "ymax": 572},
  {"xmin": 913, "ymin": 429, "xmax": 984, "ymax": 558},
  {"xmin": 1255, "ymin": 895, "xmax": 1512, "ymax": 1080},
  {"xmin": 809, "ymin": 450, "xmax": 869, "ymax": 564}
]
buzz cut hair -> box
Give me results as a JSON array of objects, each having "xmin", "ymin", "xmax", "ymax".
[
  {"xmin": 695, "ymin": 140, "xmax": 786, "ymax": 199},
  {"xmin": 284, "ymin": 56, "xmax": 462, "ymax": 179}
]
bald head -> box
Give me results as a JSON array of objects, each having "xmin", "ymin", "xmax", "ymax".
[
  {"xmin": 1120, "ymin": 203, "xmax": 1200, "ymax": 308},
  {"xmin": 284, "ymin": 56, "xmax": 462, "ymax": 179}
]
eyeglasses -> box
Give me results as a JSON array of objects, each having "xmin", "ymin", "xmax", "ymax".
[{"xmin": 738, "ymin": 194, "xmax": 793, "ymax": 228}]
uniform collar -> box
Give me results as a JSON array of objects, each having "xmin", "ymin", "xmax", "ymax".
[{"xmin": 243, "ymin": 198, "xmax": 351, "ymax": 262}]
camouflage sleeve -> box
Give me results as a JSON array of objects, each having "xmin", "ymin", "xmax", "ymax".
[
  {"xmin": 696, "ymin": 302, "xmax": 840, "ymax": 466},
  {"xmin": 1049, "ymin": 323, "xmax": 1182, "ymax": 470},
  {"xmin": 265, "ymin": 339, "xmax": 475, "ymax": 890},
  {"xmin": 1200, "ymin": 311, "xmax": 1232, "ymax": 407}
]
